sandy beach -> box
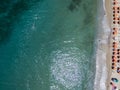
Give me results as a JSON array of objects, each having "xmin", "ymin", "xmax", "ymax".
[{"xmin": 103, "ymin": 0, "xmax": 120, "ymax": 90}]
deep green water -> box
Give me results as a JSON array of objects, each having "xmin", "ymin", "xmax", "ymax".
[{"xmin": 0, "ymin": 0, "xmax": 97, "ymax": 90}]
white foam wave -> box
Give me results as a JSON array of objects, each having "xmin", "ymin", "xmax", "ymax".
[{"xmin": 50, "ymin": 47, "xmax": 83, "ymax": 89}]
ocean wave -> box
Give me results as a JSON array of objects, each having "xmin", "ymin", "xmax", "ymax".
[{"xmin": 50, "ymin": 47, "xmax": 83, "ymax": 89}]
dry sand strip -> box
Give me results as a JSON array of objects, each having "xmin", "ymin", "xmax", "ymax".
[
  {"xmin": 105, "ymin": 0, "xmax": 112, "ymax": 90},
  {"xmin": 105, "ymin": 0, "xmax": 120, "ymax": 90}
]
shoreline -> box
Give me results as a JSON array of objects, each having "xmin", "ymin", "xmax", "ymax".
[{"xmin": 94, "ymin": 0, "xmax": 111, "ymax": 90}]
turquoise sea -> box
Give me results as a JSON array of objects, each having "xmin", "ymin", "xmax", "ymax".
[{"xmin": 0, "ymin": 0, "xmax": 97, "ymax": 90}]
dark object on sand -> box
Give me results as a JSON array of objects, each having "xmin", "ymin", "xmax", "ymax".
[{"xmin": 111, "ymin": 78, "xmax": 119, "ymax": 82}]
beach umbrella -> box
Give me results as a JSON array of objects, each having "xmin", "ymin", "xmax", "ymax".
[{"xmin": 111, "ymin": 78, "xmax": 119, "ymax": 82}]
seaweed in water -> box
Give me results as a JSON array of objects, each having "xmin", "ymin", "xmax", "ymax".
[
  {"xmin": 0, "ymin": 0, "xmax": 44, "ymax": 45},
  {"xmin": 68, "ymin": 3, "xmax": 76, "ymax": 11},
  {"xmin": 82, "ymin": 2, "xmax": 96, "ymax": 25},
  {"xmin": 68, "ymin": 0, "xmax": 82, "ymax": 12},
  {"xmin": 72, "ymin": 0, "xmax": 82, "ymax": 5}
]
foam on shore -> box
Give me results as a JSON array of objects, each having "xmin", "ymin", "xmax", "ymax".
[{"xmin": 94, "ymin": 0, "xmax": 111, "ymax": 90}]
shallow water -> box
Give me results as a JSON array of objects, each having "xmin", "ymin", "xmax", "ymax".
[{"xmin": 0, "ymin": 0, "xmax": 97, "ymax": 90}]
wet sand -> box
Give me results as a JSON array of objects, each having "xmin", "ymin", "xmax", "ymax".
[
  {"xmin": 94, "ymin": 0, "xmax": 111, "ymax": 90},
  {"xmin": 105, "ymin": 0, "xmax": 112, "ymax": 90}
]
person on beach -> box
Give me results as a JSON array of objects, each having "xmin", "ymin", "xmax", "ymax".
[
  {"xmin": 112, "ymin": 63, "xmax": 117, "ymax": 68},
  {"xmin": 112, "ymin": 65, "xmax": 117, "ymax": 69},
  {"xmin": 113, "ymin": 51, "xmax": 117, "ymax": 55},
  {"xmin": 112, "ymin": 64, "xmax": 117, "ymax": 70},
  {"xmin": 112, "ymin": 56, "xmax": 117, "ymax": 60},
  {"xmin": 113, "ymin": 13, "xmax": 118, "ymax": 18},
  {"xmin": 112, "ymin": 66, "xmax": 117, "ymax": 70},
  {"xmin": 113, "ymin": 52, "xmax": 119, "ymax": 55},
  {"xmin": 112, "ymin": 59, "xmax": 117, "ymax": 62},
  {"xmin": 113, "ymin": 6, "xmax": 119, "ymax": 10},
  {"xmin": 113, "ymin": 28, "xmax": 117, "ymax": 30}
]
